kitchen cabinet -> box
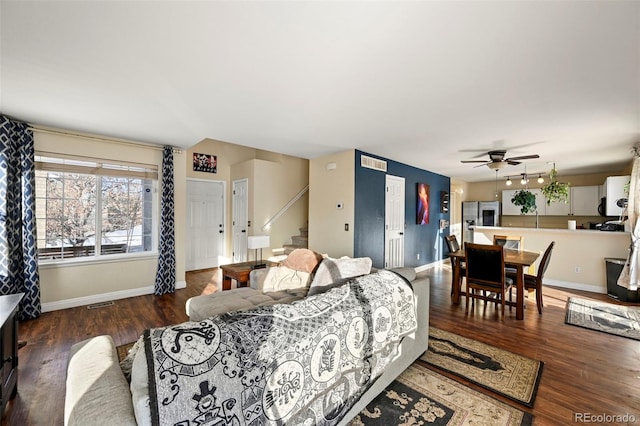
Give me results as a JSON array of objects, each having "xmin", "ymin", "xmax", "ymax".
[
  {"xmin": 544, "ymin": 195, "xmax": 571, "ymax": 216},
  {"xmin": 570, "ymin": 186, "xmax": 600, "ymax": 216},
  {"xmin": 502, "ymin": 189, "xmax": 544, "ymax": 216},
  {"xmin": 544, "ymin": 185, "xmax": 600, "ymax": 216}
]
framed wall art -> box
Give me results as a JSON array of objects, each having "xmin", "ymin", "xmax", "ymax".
[
  {"xmin": 193, "ymin": 153, "xmax": 217, "ymax": 173},
  {"xmin": 417, "ymin": 182, "xmax": 430, "ymax": 225}
]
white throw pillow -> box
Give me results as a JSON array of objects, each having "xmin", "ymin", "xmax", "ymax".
[
  {"xmin": 308, "ymin": 257, "xmax": 372, "ymax": 296},
  {"xmin": 260, "ymin": 265, "xmax": 311, "ymax": 292}
]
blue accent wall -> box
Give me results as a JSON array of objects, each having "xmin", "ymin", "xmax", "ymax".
[{"xmin": 354, "ymin": 150, "xmax": 450, "ymax": 269}]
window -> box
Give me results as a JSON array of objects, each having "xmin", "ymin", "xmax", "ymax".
[{"xmin": 35, "ymin": 154, "xmax": 158, "ymax": 262}]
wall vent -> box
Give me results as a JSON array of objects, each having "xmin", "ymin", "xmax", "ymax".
[
  {"xmin": 361, "ymin": 155, "xmax": 387, "ymax": 172},
  {"xmin": 87, "ymin": 301, "xmax": 114, "ymax": 309}
]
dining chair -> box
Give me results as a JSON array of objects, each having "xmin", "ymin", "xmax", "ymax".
[
  {"xmin": 493, "ymin": 235, "xmax": 523, "ymax": 249},
  {"xmin": 445, "ymin": 235, "xmax": 465, "ymax": 296},
  {"xmin": 511, "ymin": 241, "xmax": 555, "ymax": 314},
  {"xmin": 493, "ymin": 235, "xmax": 525, "ymax": 279},
  {"xmin": 464, "ymin": 242, "xmax": 513, "ymax": 319}
]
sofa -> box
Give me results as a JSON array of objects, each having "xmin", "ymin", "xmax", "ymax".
[{"xmin": 64, "ymin": 253, "xmax": 430, "ymax": 426}]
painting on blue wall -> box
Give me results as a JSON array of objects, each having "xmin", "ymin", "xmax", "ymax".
[{"xmin": 417, "ymin": 183, "xmax": 430, "ymax": 225}]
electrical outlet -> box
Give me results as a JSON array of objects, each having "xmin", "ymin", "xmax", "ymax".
[
  {"xmin": 417, "ymin": 253, "xmax": 420, "ymax": 260},
  {"xmin": 575, "ymin": 266, "xmax": 581, "ymax": 273}
]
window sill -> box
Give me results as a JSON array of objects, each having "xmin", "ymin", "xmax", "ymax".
[{"xmin": 38, "ymin": 252, "xmax": 159, "ymax": 269}]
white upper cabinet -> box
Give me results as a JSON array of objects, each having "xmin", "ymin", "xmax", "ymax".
[
  {"xmin": 570, "ymin": 185, "xmax": 600, "ymax": 216},
  {"xmin": 506, "ymin": 186, "xmax": 600, "ymax": 216},
  {"xmin": 544, "ymin": 194, "xmax": 571, "ymax": 215},
  {"xmin": 543, "ymin": 185, "xmax": 600, "ymax": 216}
]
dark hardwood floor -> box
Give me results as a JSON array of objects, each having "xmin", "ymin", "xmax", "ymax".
[{"xmin": 3, "ymin": 265, "xmax": 639, "ymax": 425}]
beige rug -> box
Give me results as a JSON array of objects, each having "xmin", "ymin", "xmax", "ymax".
[
  {"xmin": 116, "ymin": 341, "xmax": 136, "ymax": 362},
  {"xmin": 421, "ymin": 327, "xmax": 543, "ymax": 407},
  {"xmin": 565, "ymin": 297, "xmax": 640, "ymax": 341},
  {"xmin": 349, "ymin": 363, "xmax": 532, "ymax": 425}
]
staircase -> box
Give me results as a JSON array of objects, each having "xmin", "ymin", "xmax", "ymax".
[{"xmin": 271, "ymin": 226, "xmax": 308, "ymax": 260}]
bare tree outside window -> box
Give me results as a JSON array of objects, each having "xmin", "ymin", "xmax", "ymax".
[
  {"xmin": 35, "ymin": 167, "xmax": 153, "ymax": 260},
  {"xmin": 101, "ymin": 177, "xmax": 144, "ymax": 253}
]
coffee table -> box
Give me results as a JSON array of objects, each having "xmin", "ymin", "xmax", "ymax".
[{"xmin": 220, "ymin": 260, "xmax": 277, "ymax": 290}]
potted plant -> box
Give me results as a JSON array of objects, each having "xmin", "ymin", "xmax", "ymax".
[
  {"xmin": 511, "ymin": 189, "xmax": 537, "ymax": 214},
  {"xmin": 540, "ymin": 167, "xmax": 570, "ymax": 205}
]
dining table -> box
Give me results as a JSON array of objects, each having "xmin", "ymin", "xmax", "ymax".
[{"xmin": 449, "ymin": 247, "xmax": 541, "ymax": 320}]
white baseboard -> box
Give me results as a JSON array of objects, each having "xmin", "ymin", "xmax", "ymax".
[
  {"xmin": 415, "ymin": 259, "xmax": 447, "ymax": 273},
  {"xmin": 41, "ymin": 280, "xmax": 187, "ymax": 313},
  {"xmin": 545, "ymin": 279, "xmax": 606, "ymax": 294}
]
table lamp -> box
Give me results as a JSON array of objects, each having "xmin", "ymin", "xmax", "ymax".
[{"xmin": 247, "ymin": 235, "xmax": 270, "ymax": 269}]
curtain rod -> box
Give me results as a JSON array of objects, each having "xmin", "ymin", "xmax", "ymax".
[{"xmin": 29, "ymin": 125, "xmax": 183, "ymax": 154}]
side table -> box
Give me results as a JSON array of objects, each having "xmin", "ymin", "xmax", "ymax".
[
  {"xmin": 220, "ymin": 260, "xmax": 277, "ymax": 290},
  {"xmin": 0, "ymin": 293, "xmax": 23, "ymax": 415}
]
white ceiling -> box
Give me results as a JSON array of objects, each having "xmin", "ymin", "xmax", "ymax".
[{"xmin": 1, "ymin": 1, "xmax": 639, "ymax": 182}]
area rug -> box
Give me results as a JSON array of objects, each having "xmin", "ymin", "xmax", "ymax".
[
  {"xmin": 565, "ymin": 297, "xmax": 640, "ymax": 341},
  {"xmin": 116, "ymin": 341, "xmax": 136, "ymax": 362},
  {"xmin": 420, "ymin": 327, "xmax": 543, "ymax": 408},
  {"xmin": 349, "ymin": 363, "xmax": 532, "ymax": 426}
]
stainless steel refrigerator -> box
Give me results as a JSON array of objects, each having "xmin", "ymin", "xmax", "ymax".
[{"xmin": 461, "ymin": 201, "xmax": 501, "ymax": 245}]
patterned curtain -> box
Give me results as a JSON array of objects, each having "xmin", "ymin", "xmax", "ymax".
[
  {"xmin": 0, "ymin": 115, "xmax": 41, "ymax": 320},
  {"xmin": 154, "ymin": 145, "xmax": 176, "ymax": 295},
  {"xmin": 617, "ymin": 145, "xmax": 640, "ymax": 291}
]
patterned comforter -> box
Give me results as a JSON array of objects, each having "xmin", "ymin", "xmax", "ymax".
[{"xmin": 144, "ymin": 269, "xmax": 417, "ymax": 426}]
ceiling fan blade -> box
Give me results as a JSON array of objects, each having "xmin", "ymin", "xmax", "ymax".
[
  {"xmin": 507, "ymin": 160, "xmax": 521, "ymax": 165},
  {"xmin": 461, "ymin": 160, "xmax": 490, "ymax": 164},
  {"xmin": 474, "ymin": 163, "xmax": 491, "ymax": 168},
  {"xmin": 506, "ymin": 154, "xmax": 540, "ymax": 161}
]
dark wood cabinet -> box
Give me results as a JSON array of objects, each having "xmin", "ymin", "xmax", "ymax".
[{"xmin": 0, "ymin": 293, "xmax": 23, "ymax": 415}]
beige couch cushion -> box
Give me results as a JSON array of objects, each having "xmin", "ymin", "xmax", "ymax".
[
  {"xmin": 186, "ymin": 287, "xmax": 308, "ymax": 321},
  {"xmin": 65, "ymin": 335, "xmax": 136, "ymax": 426}
]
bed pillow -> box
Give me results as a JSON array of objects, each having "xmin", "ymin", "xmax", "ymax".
[{"xmin": 308, "ymin": 257, "xmax": 372, "ymax": 296}]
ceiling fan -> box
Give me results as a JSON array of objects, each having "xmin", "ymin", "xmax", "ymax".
[{"xmin": 461, "ymin": 150, "xmax": 540, "ymax": 170}]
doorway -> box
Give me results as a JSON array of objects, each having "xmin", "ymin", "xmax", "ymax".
[
  {"xmin": 232, "ymin": 178, "xmax": 249, "ymax": 262},
  {"xmin": 385, "ymin": 175, "xmax": 405, "ymax": 268},
  {"xmin": 185, "ymin": 179, "xmax": 225, "ymax": 271}
]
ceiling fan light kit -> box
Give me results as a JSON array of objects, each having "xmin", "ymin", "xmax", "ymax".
[{"xmin": 461, "ymin": 149, "xmax": 540, "ymax": 170}]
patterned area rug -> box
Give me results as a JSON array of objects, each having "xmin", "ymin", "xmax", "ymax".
[
  {"xmin": 349, "ymin": 363, "xmax": 532, "ymax": 426},
  {"xmin": 565, "ymin": 297, "xmax": 640, "ymax": 341},
  {"xmin": 420, "ymin": 327, "xmax": 543, "ymax": 408},
  {"xmin": 116, "ymin": 341, "xmax": 136, "ymax": 362}
]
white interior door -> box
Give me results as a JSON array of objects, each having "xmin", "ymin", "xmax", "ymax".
[
  {"xmin": 232, "ymin": 179, "xmax": 249, "ymax": 262},
  {"xmin": 385, "ymin": 175, "xmax": 405, "ymax": 268},
  {"xmin": 185, "ymin": 180, "xmax": 225, "ymax": 271}
]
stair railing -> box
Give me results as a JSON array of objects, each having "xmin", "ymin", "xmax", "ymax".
[{"xmin": 261, "ymin": 185, "xmax": 309, "ymax": 231}]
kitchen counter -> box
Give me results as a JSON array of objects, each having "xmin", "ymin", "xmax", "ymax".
[{"xmin": 473, "ymin": 226, "xmax": 630, "ymax": 294}]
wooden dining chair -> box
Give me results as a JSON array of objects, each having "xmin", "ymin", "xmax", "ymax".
[
  {"xmin": 511, "ymin": 241, "xmax": 555, "ymax": 314},
  {"xmin": 464, "ymin": 242, "xmax": 513, "ymax": 319},
  {"xmin": 445, "ymin": 235, "xmax": 465, "ymax": 296},
  {"xmin": 493, "ymin": 235, "xmax": 523, "ymax": 249},
  {"xmin": 493, "ymin": 235, "xmax": 525, "ymax": 279}
]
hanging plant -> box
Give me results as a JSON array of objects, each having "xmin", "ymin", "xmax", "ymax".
[
  {"xmin": 511, "ymin": 189, "xmax": 537, "ymax": 214},
  {"xmin": 540, "ymin": 167, "xmax": 570, "ymax": 206}
]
